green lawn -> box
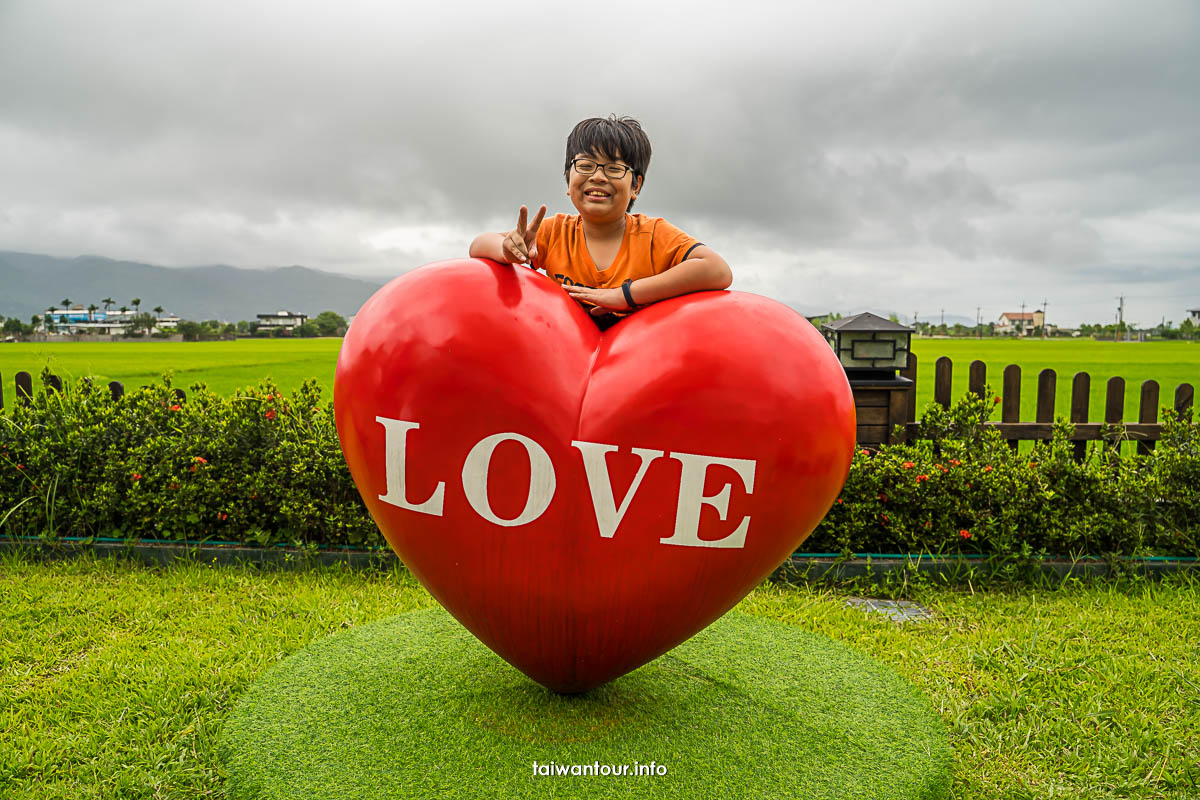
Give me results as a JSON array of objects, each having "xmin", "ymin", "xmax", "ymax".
[
  {"xmin": 2, "ymin": 337, "xmax": 1197, "ymax": 426},
  {"xmin": 1, "ymin": 554, "xmax": 1197, "ymax": 799},
  {"xmin": 908, "ymin": 339, "xmax": 1200, "ymax": 425},
  {"xmin": 0, "ymin": 339, "xmax": 343, "ymax": 399}
]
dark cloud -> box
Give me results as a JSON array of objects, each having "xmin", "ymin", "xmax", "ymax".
[{"xmin": 1, "ymin": 0, "xmax": 1197, "ymax": 325}]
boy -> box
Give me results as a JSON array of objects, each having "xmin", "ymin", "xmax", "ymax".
[{"xmin": 469, "ymin": 115, "xmax": 731, "ymax": 326}]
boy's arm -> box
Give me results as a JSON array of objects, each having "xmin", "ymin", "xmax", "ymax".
[
  {"xmin": 562, "ymin": 246, "xmax": 732, "ymax": 315},
  {"xmin": 469, "ymin": 205, "xmax": 546, "ymax": 265}
]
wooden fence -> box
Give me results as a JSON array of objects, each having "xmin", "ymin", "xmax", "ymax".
[
  {"xmin": 895, "ymin": 355, "xmax": 1195, "ymax": 455},
  {"xmin": 0, "ymin": 371, "xmax": 186, "ymax": 410}
]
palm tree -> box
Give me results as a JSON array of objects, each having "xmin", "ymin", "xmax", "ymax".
[
  {"xmin": 102, "ymin": 297, "xmax": 114, "ymax": 313},
  {"xmin": 131, "ymin": 297, "xmax": 141, "ymax": 314},
  {"xmin": 119, "ymin": 306, "xmax": 129, "ymax": 314},
  {"xmin": 44, "ymin": 307, "xmax": 54, "ymax": 333},
  {"xmin": 61, "ymin": 298, "xmax": 71, "ymax": 309},
  {"xmin": 153, "ymin": 305, "xmax": 164, "ymax": 318},
  {"xmin": 87, "ymin": 303, "xmax": 98, "ymax": 322}
]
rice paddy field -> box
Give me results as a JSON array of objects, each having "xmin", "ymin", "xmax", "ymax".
[{"xmin": 0, "ymin": 336, "xmax": 1197, "ymax": 423}]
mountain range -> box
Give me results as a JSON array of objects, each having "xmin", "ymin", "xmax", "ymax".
[{"xmin": 0, "ymin": 251, "xmax": 386, "ymax": 323}]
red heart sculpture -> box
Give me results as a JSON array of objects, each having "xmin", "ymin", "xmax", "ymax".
[{"xmin": 335, "ymin": 259, "xmax": 854, "ymax": 693}]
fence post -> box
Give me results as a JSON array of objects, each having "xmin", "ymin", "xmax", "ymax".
[
  {"xmin": 934, "ymin": 356, "xmax": 952, "ymax": 408},
  {"xmin": 1070, "ymin": 372, "xmax": 1090, "ymax": 461},
  {"xmin": 109, "ymin": 381, "xmax": 124, "ymax": 401},
  {"xmin": 0, "ymin": 371, "xmax": 4, "ymax": 411},
  {"xmin": 1002, "ymin": 365, "xmax": 1021, "ymax": 451},
  {"xmin": 901, "ymin": 352, "xmax": 918, "ymax": 426},
  {"xmin": 1138, "ymin": 380, "xmax": 1159, "ymax": 455},
  {"xmin": 1176, "ymin": 383, "xmax": 1195, "ymax": 417},
  {"xmin": 968, "ymin": 361, "xmax": 987, "ymax": 399},
  {"xmin": 46, "ymin": 374, "xmax": 63, "ymax": 395},
  {"xmin": 1105, "ymin": 377, "xmax": 1126, "ymax": 456},
  {"xmin": 16, "ymin": 371, "xmax": 33, "ymax": 404},
  {"xmin": 1036, "ymin": 369, "xmax": 1057, "ymax": 444}
]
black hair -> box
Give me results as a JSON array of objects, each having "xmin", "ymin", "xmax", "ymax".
[{"xmin": 564, "ymin": 115, "xmax": 651, "ymax": 211}]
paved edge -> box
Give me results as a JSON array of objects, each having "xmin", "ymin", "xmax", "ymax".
[{"xmin": 2, "ymin": 539, "xmax": 1195, "ymax": 580}]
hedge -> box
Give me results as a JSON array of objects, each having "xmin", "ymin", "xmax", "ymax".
[{"xmin": 1, "ymin": 372, "xmax": 1197, "ymax": 559}]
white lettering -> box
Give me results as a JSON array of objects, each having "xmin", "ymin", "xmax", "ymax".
[
  {"xmin": 570, "ymin": 442, "xmax": 664, "ymax": 538},
  {"xmin": 375, "ymin": 418, "xmax": 445, "ymax": 516},
  {"xmin": 461, "ymin": 432, "xmax": 556, "ymax": 527},
  {"xmin": 660, "ymin": 452, "xmax": 756, "ymax": 549}
]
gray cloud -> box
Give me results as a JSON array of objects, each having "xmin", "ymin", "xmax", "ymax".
[{"xmin": 1, "ymin": 0, "xmax": 1197, "ymax": 325}]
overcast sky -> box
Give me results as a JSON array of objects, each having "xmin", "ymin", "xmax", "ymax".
[{"xmin": 2, "ymin": 0, "xmax": 1198, "ymax": 327}]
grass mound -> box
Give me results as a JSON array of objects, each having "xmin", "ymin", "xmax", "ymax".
[{"xmin": 221, "ymin": 608, "xmax": 951, "ymax": 799}]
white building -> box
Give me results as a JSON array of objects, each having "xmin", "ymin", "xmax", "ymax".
[
  {"xmin": 995, "ymin": 310, "xmax": 1046, "ymax": 336},
  {"xmin": 256, "ymin": 310, "xmax": 308, "ymax": 333}
]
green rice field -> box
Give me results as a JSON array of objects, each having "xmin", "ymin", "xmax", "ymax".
[{"xmin": 1, "ymin": 336, "xmax": 1196, "ymax": 424}]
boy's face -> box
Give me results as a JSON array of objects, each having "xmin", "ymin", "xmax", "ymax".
[{"xmin": 567, "ymin": 150, "xmax": 642, "ymax": 223}]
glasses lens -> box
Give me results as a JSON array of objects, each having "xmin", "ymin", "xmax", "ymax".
[
  {"xmin": 603, "ymin": 164, "xmax": 629, "ymax": 178},
  {"xmin": 574, "ymin": 159, "xmax": 597, "ymax": 174}
]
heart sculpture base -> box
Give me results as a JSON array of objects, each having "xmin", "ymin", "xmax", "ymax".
[
  {"xmin": 221, "ymin": 609, "xmax": 952, "ymax": 800},
  {"xmin": 335, "ymin": 259, "xmax": 855, "ymax": 692}
]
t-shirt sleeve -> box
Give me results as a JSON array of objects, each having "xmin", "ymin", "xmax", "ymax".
[
  {"xmin": 531, "ymin": 214, "xmax": 561, "ymax": 272},
  {"xmin": 651, "ymin": 219, "xmax": 702, "ymax": 271}
]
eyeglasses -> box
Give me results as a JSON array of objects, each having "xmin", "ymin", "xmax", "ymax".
[{"xmin": 571, "ymin": 158, "xmax": 633, "ymax": 179}]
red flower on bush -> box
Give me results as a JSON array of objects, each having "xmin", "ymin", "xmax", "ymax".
[
  {"xmin": 217, "ymin": 512, "xmax": 228, "ymax": 521},
  {"xmin": 194, "ymin": 456, "xmax": 207, "ymax": 464},
  {"xmin": 835, "ymin": 498, "xmax": 843, "ymax": 504},
  {"xmin": 902, "ymin": 461, "xmax": 915, "ymax": 469},
  {"xmin": 993, "ymin": 396, "xmax": 1001, "ymax": 404},
  {"xmin": 983, "ymin": 465, "xmax": 993, "ymax": 472},
  {"xmin": 15, "ymin": 464, "xmax": 24, "ymax": 470},
  {"xmin": 859, "ymin": 449, "xmax": 870, "ymax": 457},
  {"xmin": 881, "ymin": 514, "xmax": 889, "ymax": 524},
  {"xmin": 877, "ymin": 493, "xmax": 888, "ymax": 502},
  {"xmin": 265, "ymin": 409, "xmax": 277, "ymax": 420},
  {"xmin": 170, "ymin": 404, "xmax": 181, "ymax": 411},
  {"xmin": 916, "ymin": 474, "xmax": 929, "ymax": 482},
  {"xmin": 949, "ymin": 459, "xmax": 961, "ymax": 467},
  {"xmin": 959, "ymin": 529, "xmax": 972, "ymax": 539},
  {"xmin": 131, "ymin": 473, "xmax": 142, "ymax": 481},
  {"xmin": 168, "ymin": 482, "xmax": 179, "ymax": 490}
]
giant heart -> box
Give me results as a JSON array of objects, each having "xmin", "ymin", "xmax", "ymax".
[{"xmin": 334, "ymin": 258, "xmax": 855, "ymax": 693}]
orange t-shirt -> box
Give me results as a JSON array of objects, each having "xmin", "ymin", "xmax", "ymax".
[{"xmin": 532, "ymin": 213, "xmax": 702, "ymax": 294}]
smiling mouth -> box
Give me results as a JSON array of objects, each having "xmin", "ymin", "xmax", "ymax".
[{"xmin": 584, "ymin": 191, "xmax": 610, "ymax": 198}]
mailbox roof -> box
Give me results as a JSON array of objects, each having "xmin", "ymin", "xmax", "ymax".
[{"xmin": 821, "ymin": 311, "xmax": 913, "ymax": 333}]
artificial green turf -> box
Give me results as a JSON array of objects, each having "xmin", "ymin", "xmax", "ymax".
[{"xmin": 219, "ymin": 608, "xmax": 951, "ymax": 800}]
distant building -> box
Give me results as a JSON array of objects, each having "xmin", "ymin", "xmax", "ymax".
[
  {"xmin": 1188, "ymin": 308, "xmax": 1200, "ymax": 325},
  {"xmin": 256, "ymin": 310, "xmax": 308, "ymax": 333},
  {"xmin": 40, "ymin": 306, "xmax": 175, "ymax": 335},
  {"xmin": 995, "ymin": 310, "xmax": 1045, "ymax": 336}
]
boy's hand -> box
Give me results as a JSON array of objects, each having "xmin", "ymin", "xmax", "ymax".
[
  {"xmin": 502, "ymin": 204, "xmax": 546, "ymax": 264},
  {"xmin": 562, "ymin": 285, "xmax": 631, "ymax": 316}
]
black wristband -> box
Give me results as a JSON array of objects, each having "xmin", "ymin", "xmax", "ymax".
[{"xmin": 621, "ymin": 278, "xmax": 638, "ymax": 310}]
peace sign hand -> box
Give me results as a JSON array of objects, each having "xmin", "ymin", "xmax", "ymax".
[{"xmin": 502, "ymin": 204, "xmax": 546, "ymax": 265}]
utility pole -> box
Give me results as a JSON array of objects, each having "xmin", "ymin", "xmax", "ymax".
[
  {"xmin": 976, "ymin": 306, "xmax": 982, "ymax": 339},
  {"xmin": 1019, "ymin": 301, "xmax": 1026, "ymax": 338},
  {"xmin": 1041, "ymin": 299, "xmax": 1048, "ymax": 339},
  {"xmin": 1117, "ymin": 295, "xmax": 1125, "ymax": 341}
]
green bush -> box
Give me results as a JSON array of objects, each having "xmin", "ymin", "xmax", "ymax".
[
  {"xmin": 1, "ymin": 375, "xmax": 1196, "ymax": 558},
  {"xmin": 805, "ymin": 390, "xmax": 1199, "ymax": 559},
  {"xmin": 0, "ymin": 372, "xmax": 379, "ymax": 548}
]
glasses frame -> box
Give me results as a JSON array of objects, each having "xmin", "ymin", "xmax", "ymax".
[{"xmin": 571, "ymin": 158, "xmax": 634, "ymax": 180}]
